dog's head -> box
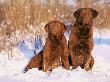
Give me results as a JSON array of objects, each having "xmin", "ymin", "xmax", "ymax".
[
  {"xmin": 73, "ymin": 8, "xmax": 98, "ymax": 25},
  {"xmin": 44, "ymin": 21, "xmax": 67, "ymax": 35}
]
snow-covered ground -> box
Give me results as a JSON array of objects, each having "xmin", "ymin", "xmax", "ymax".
[{"xmin": 0, "ymin": 29, "xmax": 110, "ymax": 82}]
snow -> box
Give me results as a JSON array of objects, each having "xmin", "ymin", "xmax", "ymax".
[
  {"xmin": 94, "ymin": 29, "xmax": 110, "ymax": 39},
  {"xmin": 94, "ymin": 0, "xmax": 110, "ymax": 4},
  {"xmin": 0, "ymin": 48, "xmax": 28, "ymax": 76},
  {"xmin": 0, "ymin": 29, "xmax": 110, "ymax": 82},
  {"xmin": 65, "ymin": 0, "xmax": 77, "ymax": 6},
  {"xmin": 0, "ymin": 0, "xmax": 11, "ymax": 4},
  {"xmin": 34, "ymin": 0, "xmax": 77, "ymax": 6}
]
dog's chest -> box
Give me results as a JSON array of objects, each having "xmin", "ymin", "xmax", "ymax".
[
  {"xmin": 74, "ymin": 26, "xmax": 90, "ymax": 48},
  {"xmin": 75, "ymin": 26, "xmax": 90, "ymax": 39},
  {"xmin": 73, "ymin": 44, "xmax": 89, "ymax": 65},
  {"xmin": 74, "ymin": 54, "xmax": 84, "ymax": 65},
  {"xmin": 49, "ymin": 36, "xmax": 64, "ymax": 68},
  {"xmin": 49, "ymin": 35, "xmax": 63, "ymax": 48},
  {"xmin": 73, "ymin": 26, "xmax": 91, "ymax": 64}
]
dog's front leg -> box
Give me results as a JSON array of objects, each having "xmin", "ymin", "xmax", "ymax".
[
  {"xmin": 84, "ymin": 54, "xmax": 92, "ymax": 71},
  {"xmin": 68, "ymin": 27, "xmax": 77, "ymax": 69},
  {"xmin": 69, "ymin": 50, "xmax": 77, "ymax": 69},
  {"xmin": 43, "ymin": 39, "xmax": 51, "ymax": 72},
  {"xmin": 61, "ymin": 37, "xmax": 70, "ymax": 70},
  {"xmin": 43, "ymin": 52, "xmax": 49, "ymax": 72},
  {"xmin": 63, "ymin": 46, "xmax": 70, "ymax": 70},
  {"xmin": 68, "ymin": 42, "xmax": 76, "ymax": 69},
  {"xmin": 89, "ymin": 55, "xmax": 94, "ymax": 70}
]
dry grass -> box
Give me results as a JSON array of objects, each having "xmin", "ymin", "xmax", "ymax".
[{"xmin": 0, "ymin": 0, "xmax": 110, "ymax": 58}]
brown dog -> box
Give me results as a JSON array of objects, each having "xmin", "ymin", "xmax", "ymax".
[
  {"xmin": 69, "ymin": 8, "xmax": 98, "ymax": 71},
  {"xmin": 24, "ymin": 50, "xmax": 43, "ymax": 72},
  {"xmin": 43, "ymin": 21, "xmax": 70, "ymax": 72}
]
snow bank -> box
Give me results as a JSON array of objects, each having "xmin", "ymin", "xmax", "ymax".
[
  {"xmin": 10, "ymin": 44, "xmax": 109, "ymax": 82},
  {"xmin": 94, "ymin": 29, "xmax": 110, "ymax": 39},
  {"xmin": 0, "ymin": 29, "xmax": 110, "ymax": 82},
  {"xmin": 0, "ymin": 48, "xmax": 28, "ymax": 76}
]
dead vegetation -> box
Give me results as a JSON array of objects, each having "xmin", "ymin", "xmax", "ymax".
[{"xmin": 0, "ymin": 0, "xmax": 110, "ymax": 59}]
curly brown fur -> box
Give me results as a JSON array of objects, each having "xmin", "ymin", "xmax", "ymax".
[
  {"xmin": 43, "ymin": 21, "xmax": 70, "ymax": 72},
  {"xmin": 69, "ymin": 8, "xmax": 98, "ymax": 71},
  {"xmin": 24, "ymin": 50, "xmax": 43, "ymax": 73}
]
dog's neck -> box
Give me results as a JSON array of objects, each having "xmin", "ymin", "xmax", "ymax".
[
  {"xmin": 75, "ymin": 20, "xmax": 92, "ymax": 27},
  {"xmin": 48, "ymin": 34, "xmax": 64, "ymax": 45},
  {"xmin": 74, "ymin": 21, "xmax": 92, "ymax": 45},
  {"xmin": 48, "ymin": 33, "xmax": 64, "ymax": 37},
  {"xmin": 49, "ymin": 34, "xmax": 64, "ymax": 39},
  {"xmin": 74, "ymin": 21, "xmax": 92, "ymax": 34}
]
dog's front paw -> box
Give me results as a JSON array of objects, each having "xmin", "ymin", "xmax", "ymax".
[{"xmin": 84, "ymin": 63, "xmax": 91, "ymax": 71}]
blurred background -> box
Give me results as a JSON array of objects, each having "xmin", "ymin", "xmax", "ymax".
[{"xmin": 0, "ymin": 0, "xmax": 110, "ymax": 59}]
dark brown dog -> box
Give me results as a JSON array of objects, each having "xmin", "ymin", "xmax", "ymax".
[
  {"xmin": 43, "ymin": 21, "xmax": 70, "ymax": 72},
  {"xmin": 69, "ymin": 8, "xmax": 98, "ymax": 71},
  {"xmin": 24, "ymin": 50, "xmax": 43, "ymax": 72}
]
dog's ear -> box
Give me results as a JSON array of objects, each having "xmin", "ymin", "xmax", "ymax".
[
  {"xmin": 73, "ymin": 9, "xmax": 81, "ymax": 18},
  {"xmin": 61, "ymin": 22, "xmax": 67, "ymax": 33},
  {"xmin": 44, "ymin": 23, "xmax": 49, "ymax": 33},
  {"xmin": 91, "ymin": 9, "xmax": 98, "ymax": 18}
]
